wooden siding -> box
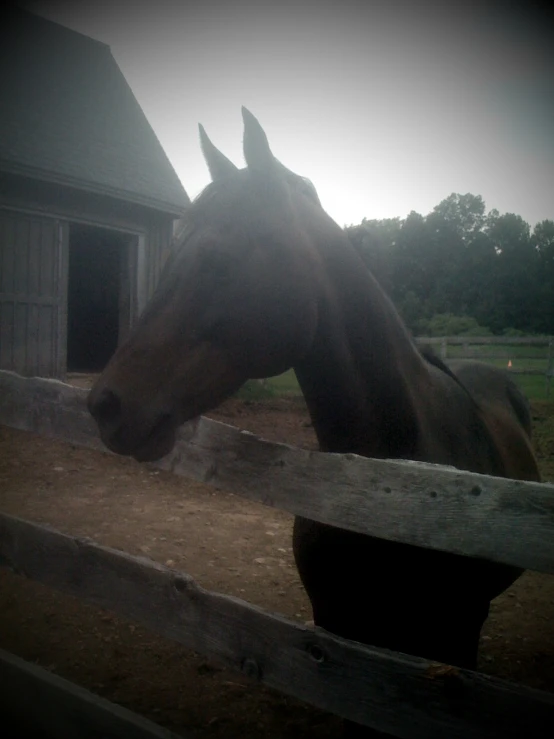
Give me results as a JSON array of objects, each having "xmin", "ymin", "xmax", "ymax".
[
  {"xmin": 146, "ymin": 219, "xmax": 172, "ymax": 299},
  {"xmin": 0, "ymin": 210, "xmax": 67, "ymax": 377}
]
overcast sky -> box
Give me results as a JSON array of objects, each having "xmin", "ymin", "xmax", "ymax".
[{"xmin": 25, "ymin": 0, "xmax": 553, "ymax": 228}]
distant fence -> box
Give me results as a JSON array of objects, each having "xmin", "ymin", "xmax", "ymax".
[
  {"xmin": 416, "ymin": 336, "xmax": 554, "ymax": 395},
  {"xmin": 1, "ymin": 369, "xmax": 554, "ymax": 738}
]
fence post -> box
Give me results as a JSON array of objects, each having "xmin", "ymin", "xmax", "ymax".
[{"xmin": 440, "ymin": 337, "xmax": 447, "ymax": 360}]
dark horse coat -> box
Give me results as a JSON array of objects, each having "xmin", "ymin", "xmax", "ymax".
[{"xmin": 89, "ymin": 108, "xmax": 540, "ymax": 738}]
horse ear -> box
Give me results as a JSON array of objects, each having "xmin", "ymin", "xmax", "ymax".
[
  {"xmin": 242, "ymin": 107, "xmax": 277, "ymax": 173},
  {"xmin": 199, "ymin": 124, "xmax": 239, "ymax": 181}
]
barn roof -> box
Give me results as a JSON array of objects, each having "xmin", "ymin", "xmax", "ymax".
[{"xmin": 0, "ymin": 8, "xmax": 190, "ymax": 216}]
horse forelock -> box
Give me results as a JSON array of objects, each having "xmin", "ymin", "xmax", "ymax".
[{"xmin": 186, "ymin": 165, "xmax": 329, "ymax": 246}]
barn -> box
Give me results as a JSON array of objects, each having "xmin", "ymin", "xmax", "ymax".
[{"xmin": 0, "ymin": 8, "xmax": 190, "ymax": 378}]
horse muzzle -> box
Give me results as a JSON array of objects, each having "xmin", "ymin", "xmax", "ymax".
[{"xmin": 87, "ymin": 386, "xmax": 178, "ymax": 462}]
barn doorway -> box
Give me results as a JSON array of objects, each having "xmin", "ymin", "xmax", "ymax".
[{"xmin": 67, "ymin": 224, "xmax": 137, "ymax": 372}]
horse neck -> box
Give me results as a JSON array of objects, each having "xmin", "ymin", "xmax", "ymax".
[{"xmin": 294, "ymin": 232, "xmax": 429, "ymax": 458}]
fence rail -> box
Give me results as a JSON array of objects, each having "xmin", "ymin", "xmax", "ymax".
[
  {"xmin": 2, "ymin": 510, "xmax": 553, "ymax": 739},
  {"xmin": 1, "ymin": 369, "xmax": 554, "ymax": 737},
  {"xmin": 0, "ymin": 648, "xmax": 185, "ymax": 739},
  {"xmin": 1, "ymin": 371, "xmax": 554, "ymax": 573}
]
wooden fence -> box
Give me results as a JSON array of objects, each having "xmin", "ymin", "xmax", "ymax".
[
  {"xmin": 1, "ymin": 368, "xmax": 554, "ymax": 738},
  {"xmin": 416, "ymin": 335, "xmax": 553, "ymax": 371},
  {"xmin": 416, "ymin": 336, "xmax": 554, "ymax": 396}
]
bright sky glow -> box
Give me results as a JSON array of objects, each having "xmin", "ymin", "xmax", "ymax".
[{"xmin": 26, "ymin": 0, "xmax": 554, "ymax": 228}]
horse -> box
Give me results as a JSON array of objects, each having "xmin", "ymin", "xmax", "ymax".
[{"xmin": 88, "ymin": 108, "xmax": 540, "ymax": 737}]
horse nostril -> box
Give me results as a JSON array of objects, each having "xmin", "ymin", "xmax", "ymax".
[{"xmin": 89, "ymin": 387, "xmax": 122, "ymax": 424}]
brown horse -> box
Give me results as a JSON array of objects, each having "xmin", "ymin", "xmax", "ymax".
[{"xmin": 88, "ymin": 108, "xmax": 540, "ymax": 737}]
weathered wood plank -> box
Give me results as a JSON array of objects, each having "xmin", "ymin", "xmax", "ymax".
[
  {"xmin": 1, "ymin": 513, "xmax": 553, "ymax": 739},
  {"xmin": 0, "ymin": 648, "xmax": 188, "ymax": 738},
  {"xmin": 1, "ymin": 370, "xmax": 554, "ymax": 574}
]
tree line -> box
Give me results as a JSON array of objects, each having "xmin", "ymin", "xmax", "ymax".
[{"xmin": 345, "ymin": 194, "xmax": 554, "ymax": 336}]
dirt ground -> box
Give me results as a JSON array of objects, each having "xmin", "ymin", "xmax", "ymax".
[{"xmin": 1, "ymin": 385, "xmax": 554, "ymax": 738}]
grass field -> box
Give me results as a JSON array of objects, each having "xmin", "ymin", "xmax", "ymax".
[{"xmin": 510, "ymin": 374, "xmax": 553, "ymax": 401}]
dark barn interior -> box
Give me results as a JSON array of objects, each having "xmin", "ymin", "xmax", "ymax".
[{"xmin": 67, "ymin": 224, "xmax": 130, "ymax": 372}]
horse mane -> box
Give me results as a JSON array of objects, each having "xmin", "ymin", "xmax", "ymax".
[
  {"xmin": 418, "ymin": 344, "xmax": 478, "ymax": 402},
  {"xmin": 342, "ymin": 229, "xmax": 479, "ymax": 408},
  {"xmin": 342, "ymin": 230, "xmax": 482, "ymax": 407}
]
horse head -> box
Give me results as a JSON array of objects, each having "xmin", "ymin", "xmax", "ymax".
[{"xmin": 88, "ymin": 109, "xmax": 329, "ymax": 461}]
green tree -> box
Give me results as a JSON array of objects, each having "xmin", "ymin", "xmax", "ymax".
[
  {"xmin": 391, "ymin": 211, "xmax": 436, "ymax": 310},
  {"xmin": 531, "ymin": 220, "xmax": 554, "ymax": 333},
  {"xmin": 429, "ymin": 193, "xmax": 487, "ymax": 244},
  {"xmin": 425, "ymin": 194, "xmax": 493, "ymax": 317},
  {"xmin": 396, "ymin": 290, "xmax": 424, "ymax": 331},
  {"xmin": 346, "ymin": 218, "xmax": 400, "ymax": 293},
  {"xmin": 485, "ymin": 213, "xmax": 536, "ymax": 332},
  {"xmin": 346, "ymin": 196, "xmax": 551, "ymax": 336},
  {"xmin": 417, "ymin": 313, "xmax": 492, "ymax": 337}
]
